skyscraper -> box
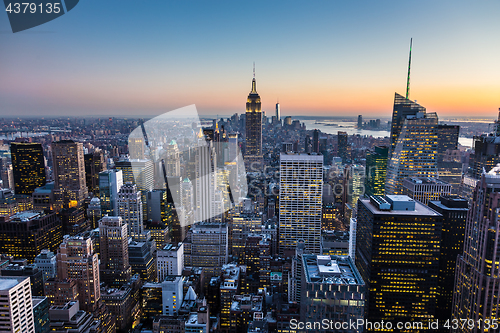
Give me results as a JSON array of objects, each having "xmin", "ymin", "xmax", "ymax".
[
  {"xmin": 385, "ymin": 98, "xmax": 439, "ymax": 195},
  {"xmin": 388, "ymin": 93, "xmax": 427, "ymax": 155},
  {"xmin": 52, "ymin": 140, "xmax": 88, "ymax": 208},
  {"xmin": 437, "ymin": 124, "xmax": 459, "ymax": 162},
  {"xmin": 279, "ymin": 153, "xmax": 323, "ymax": 255},
  {"xmin": 337, "ymin": 131, "xmax": 349, "ymax": 164},
  {"xmin": 0, "ymin": 276, "xmax": 35, "ymax": 333},
  {"xmin": 275, "ymin": 102, "xmax": 280, "ymax": 121},
  {"xmin": 115, "ymin": 157, "xmax": 154, "ymax": 217},
  {"xmin": 118, "ymin": 182, "xmax": 144, "ymax": 239},
  {"xmin": 356, "ymin": 195, "xmax": 442, "ymax": 326},
  {"xmin": 10, "ymin": 142, "xmax": 46, "ymax": 195},
  {"xmin": 428, "ymin": 196, "xmax": 468, "ymax": 324},
  {"xmin": 452, "ymin": 167, "xmax": 500, "ymax": 332},
  {"xmin": 99, "ymin": 169, "xmax": 123, "ymax": 217},
  {"xmin": 244, "ymin": 69, "xmax": 263, "ymax": 168},
  {"xmin": 56, "ymin": 235, "xmax": 100, "ymax": 312},
  {"xmin": 365, "ymin": 146, "xmax": 388, "ymax": 197},
  {"xmin": 84, "ymin": 149, "xmax": 106, "ymax": 196},
  {"xmin": 99, "ymin": 216, "xmax": 132, "ymax": 286},
  {"xmin": 357, "ymin": 115, "xmax": 362, "ymax": 129},
  {"xmin": 312, "ymin": 129, "xmax": 320, "ymax": 154},
  {"xmin": 468, "ymin": 110, "xmax": 500, "ymax": 179}
]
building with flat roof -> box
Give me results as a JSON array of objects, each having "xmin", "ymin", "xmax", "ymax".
[
  {"xmin": 356, "ymin": 195, "xmax": 442, "ymax": 326},
  {"xmin": 279, "ymin": 153, "xmax": 323, "ymax": 255},
  {"xmin": 300, "ymin": 255, "xmax": 364, "ymax": 332},
  {"xmin": 157, "ymin": 243, "xmax": 184, "ymax": 282},
  {"xmin": 0, "ymin": 211, "xmax": 62, "ymax": 263},
  {"xmin": 0, "ymin": 276, "xmax": 34, "ymax": 333},
  {"xmin": 403, "ymin": 177, "xmax": 452, "ymax": 205},
  {"xmin": 428, "ymin": 196, "xmax": 468, "ymax": 324}
]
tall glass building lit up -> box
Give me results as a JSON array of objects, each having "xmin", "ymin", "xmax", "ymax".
[
  {"xmin": 356, "ymin": 195, "xmax": 442, "ymax": 327},
  {"xmin": 10, "ymin": 143, "xmax": 46, "ymax": 196},
  {"xmin": 386, "ymin": 93, "xmax": 439, "ymax": 195}
]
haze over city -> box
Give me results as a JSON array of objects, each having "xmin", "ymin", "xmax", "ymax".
[{"xmin": 1, "ymin": 0, "xmax": 499, "ymax": 117}]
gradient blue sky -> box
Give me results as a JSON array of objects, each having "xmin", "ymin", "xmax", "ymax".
[{"xmin": 0, "ymin": 0, "xmax": 499, "ymax": 118}]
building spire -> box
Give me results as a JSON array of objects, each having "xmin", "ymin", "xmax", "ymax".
[
  {"xmin": 251, "ymin": 63, "xmax": 257, "ymax": 93},
  {"xmin": 406, "ymin": 38, "xmax": 412, "ymax": 100}
]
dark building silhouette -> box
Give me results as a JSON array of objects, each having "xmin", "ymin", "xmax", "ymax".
[
  {"xmin": 437, "ymin": 124, "xmax": 459, "ymax": 162},
  {"xmin": 337, "ymin": 131, "xmax": 349, "ymax": 163},
  {"xmin": 0, "ymin": 211, "xmax": 62, "ymax": 263},
  {"xmin": 84, "ymin": 150, "xmax": 106, "ymax": 196},
  {"xmin": 428, "ymin": 196, "xmax": 468, "ymax": 325},
  {"xmin": 312, "ymin": 129, "xmax": 320, "ymax": 154},
  {"xmin": 10, "ymin": 143, "xmax": 46, "ymax": 195}
]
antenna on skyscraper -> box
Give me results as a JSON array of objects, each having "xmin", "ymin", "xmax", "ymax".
[
  {"xmin": 406, "ymin": 38, "xmax": 412, "ymax": 100},
  {"xmin": 253, "ymin": 62, "xmax": 255, "ymax": 79}
]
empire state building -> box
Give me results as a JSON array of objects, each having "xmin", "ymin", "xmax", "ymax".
[{"xmin": 245, "ymin": 73, "xmax": 263, "ymax": 168}]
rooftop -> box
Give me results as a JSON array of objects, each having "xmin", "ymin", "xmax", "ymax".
[
  {"xmin": 0, "ymin": 277, "xmax": 26, "ymax": 291},
  {"xmin": 302, "ymin": 255, "xmax": 364, "ymax": 286},
  {"xmin": 404, "ymin": 177, "xmax": 450, "ymax": 185},
  {"xmin": 363, "ymin": 196, "xmax": 440, "ymax": 216},
  {"xmin": 10, "ymin": 211, "xmax": 42, "ymax": 222}
]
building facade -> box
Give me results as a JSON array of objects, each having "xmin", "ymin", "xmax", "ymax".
[{"xmin": 279, "ymin": 153, "xmax": 323, "ymax": 255}]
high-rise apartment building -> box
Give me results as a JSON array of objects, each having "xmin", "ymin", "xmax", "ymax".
[
  {"xmin": 452, "ymin": 167, "xmax": 500, "ymax": 332},
  {"xmin": 118, "ymin": 182, "xmax": 143, "ymax": 239},
  {"xmin": 244, "ymin": 72, "xmax": 263, "ymax": 167},
  {"xmin": 10, "ymin": 143, "xmax": 46, "ymax": 196},
  {"xmin": 56, "ymin": 235, "xmax": 100, "ymax": 312},
  {"xmin": 279, "ymin": 153, "xmax": 323, "ymax": 255},
  {"xmin": 356, "ymin": 195, "xmax": 442, "ymax": 326},
  {"xmin": 99, "ymin": 169, "xmax": 123, "ymax": 217},
  {"xmin": 385, "ymin": 96, "xmax": 439, "ymax": 195},
  {"xmin": 0, "ymin": 276, "xmax": 35, "ymax": 333},
  {"xmin": 52, "ymin": 140, "xmax": 88, "ymax": 208},
  {"xmin": 99, "ymin": 216, "xmax": 132, "ymax": 286}
]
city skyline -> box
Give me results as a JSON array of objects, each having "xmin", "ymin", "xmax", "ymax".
[{"xmin": 1, "ymin": 1, "xmax": 499, "ymax": 118}]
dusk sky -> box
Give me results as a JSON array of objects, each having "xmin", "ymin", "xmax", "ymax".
[{"xmin": 0, "ymin": 1, "xmax": 499, "ymax": 118}]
